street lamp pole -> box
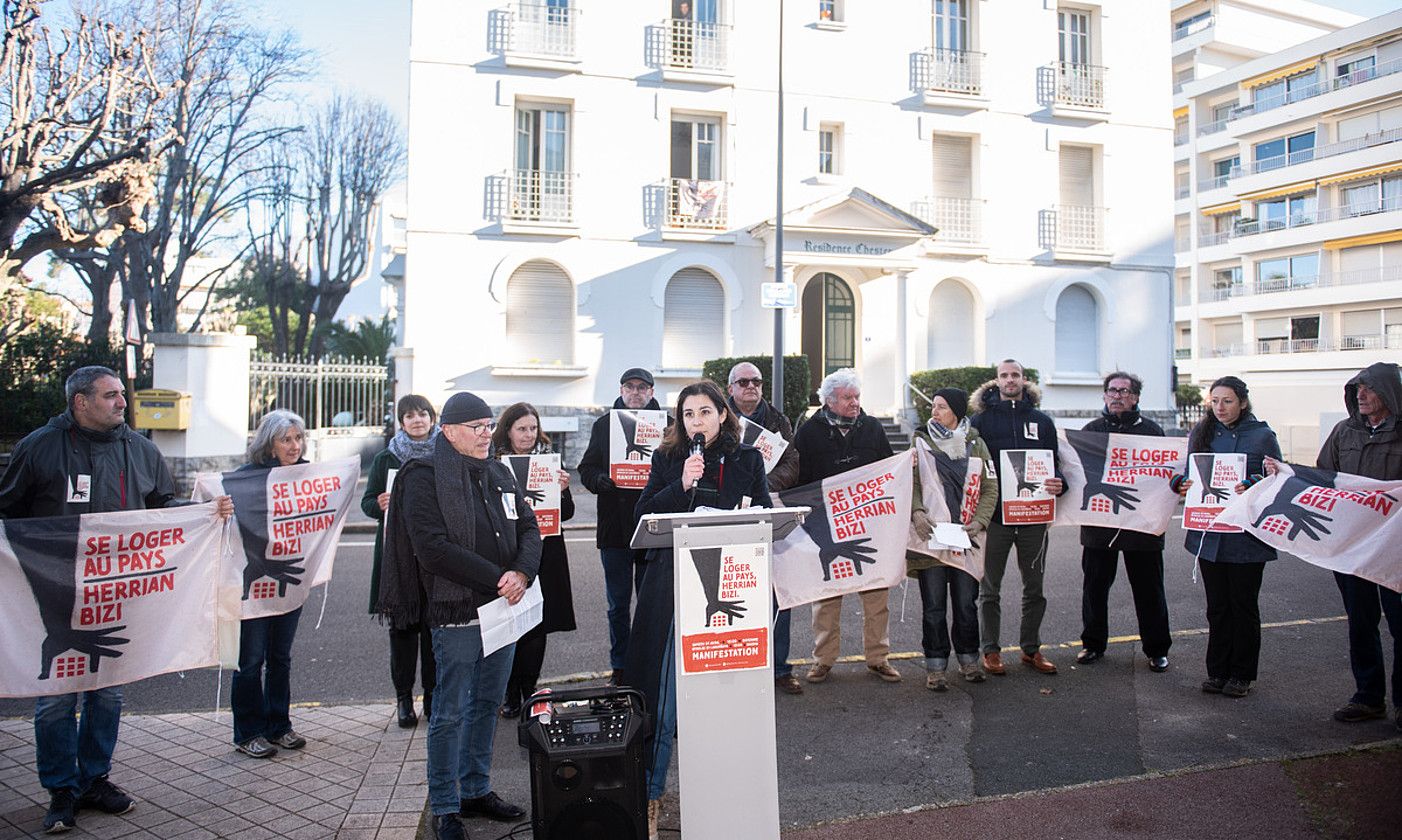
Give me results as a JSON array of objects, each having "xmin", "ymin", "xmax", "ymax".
[{"xmin": 772, "ymin": 0, "xmax": 785, "ymax": 414}]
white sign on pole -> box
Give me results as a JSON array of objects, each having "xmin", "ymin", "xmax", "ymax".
[{"xmin": 761, "ymin": 282, "xmax": 797, "ymax": 308}]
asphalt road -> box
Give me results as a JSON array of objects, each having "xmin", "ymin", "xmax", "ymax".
[{"xmin": 2, "ymin": 514, "xmax": 1384, "ymax": 830}]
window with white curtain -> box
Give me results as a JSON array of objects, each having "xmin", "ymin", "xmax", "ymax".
[
  {"xmin": 662, "ymin": 267, "xmax": 725, "ymax": 368},
  {"xmin": 504, "ymin": 260, "xmax": 574, "ymax": 365},
  {"xmin": 1054, "ymin": 284, "xmax": 1098, "ymax": 374}
]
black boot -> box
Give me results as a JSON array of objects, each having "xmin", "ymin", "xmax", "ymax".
[
  {"xmin": 498, "ymin": 678, "xmax": 522, "ymax": 719},
  {"xmin": 422, "ymin": 691, "xmax": 432, "ymax": 724},
  {"xmin": 396, "ymin": 694, "xmax": 417, "ymax": 729}
]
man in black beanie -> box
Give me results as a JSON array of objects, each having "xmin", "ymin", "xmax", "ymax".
[{"xmin": 382, "ymin": 391, "xmax": 541, "ymax": 840}]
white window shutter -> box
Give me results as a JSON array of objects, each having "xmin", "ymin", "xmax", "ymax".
[
  {"xmin": 1341, "ymin": 310, "xmax": 1378, "ymax": 336},
  {"xmin": 1059, "ymin": 146, "xmax": 1094, "ymax": 207},
  {"xmin": 931, "ymin": 135, "xmax": 972, "ymax": 199},
  {"xmin": 662, "ymin": 268, "xmax": 725, "ymax": 368},
  {"xmin": 505, "ymin": 261, "xmax": 574, "ymax": 365},
  {"xmin": 1054, "ymin": 285, "xmax": 1098, "ymax": 373}
]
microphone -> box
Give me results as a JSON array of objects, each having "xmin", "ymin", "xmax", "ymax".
[{"xmin": 690, "ymin": 433, "xmax": 705, "ymax": 458}]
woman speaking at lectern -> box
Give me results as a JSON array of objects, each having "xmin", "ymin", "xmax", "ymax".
[{"xmin": 628, "ymin": 379, "xmax": 771, "ymax": 837}]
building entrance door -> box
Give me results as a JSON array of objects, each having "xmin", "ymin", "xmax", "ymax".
[{"xmin": 800, "ymin": 272, "xmax": 856, "ymax": 401}]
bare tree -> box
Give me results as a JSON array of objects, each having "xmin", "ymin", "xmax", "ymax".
[{"xmin": 0, "ymin": 0, "xmax": 168, "ymax": 279}]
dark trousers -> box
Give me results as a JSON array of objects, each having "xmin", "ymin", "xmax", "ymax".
[
  {"xmin": 504, "ymin": 624, "xmax": 548, "ymax": 709},
  {"xmin": 1080, "ymin": 548, "xmax": 1172, "ymax": 657},
  {"xmin": 979, "ymin": 522, "xmax": 1048, "ymax": 655},
  {"xmin": 1200, "ymin": 560, "xmax": 1264, "ymax": 682},
  {"xmin": 389, "ymin": 624, "xmax": 436, "ymax": 705},
  {"xmin": 232, "ymin": 607, "xmax": 302, "ymax": 745},
  {"xmin": 600, "ymin": 547, "xmax": 646, "ymax": 672},
  {"xmin": 1335, "ymin": 571, "xmax": 1402, "ymax": 709},
  {"xmin": 917, "ymin": 564, "xmax": 980, "ymax": 666}
]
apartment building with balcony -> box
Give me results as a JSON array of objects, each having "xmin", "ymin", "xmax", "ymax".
[
  {"xmin": 1173, "ymin": 7, "xmax": 1402, "ymax": 460},
  {"xmin": 401, "ymin": 0, "xmax": 1174, "ymax": 426}
]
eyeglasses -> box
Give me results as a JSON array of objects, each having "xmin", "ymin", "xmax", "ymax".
[
  {"xmin": 462, "ymin": 421, "xmax": 496, "ymax": 434},
  {"xmin": 1104, "ymin": 387, "xmax": 1135, "ymax": 396},
  {"xmin": 621, "ymin": 382, "xmax": 652, "ymax": 392},
  {"xmin": 732, "ymin": 377, "xmax": 763, "ymax": 388}
]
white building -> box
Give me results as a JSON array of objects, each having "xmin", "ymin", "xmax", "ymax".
[
  {"xmin": 1172, "ymin": 5, "xmax": 1402, "ymax": 461},
  {"xmin": 402, "ymin": 0, "xmax": 1175, "ymax": 437}
]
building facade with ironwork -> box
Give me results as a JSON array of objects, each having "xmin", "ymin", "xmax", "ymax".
[
  {"xmin": 1171, "ymin": 4, "xmax": 1402, "ymax": 460},
  {"xmin": 400, "ymin": 0, "xmax": 1176, "ymax": 445}
]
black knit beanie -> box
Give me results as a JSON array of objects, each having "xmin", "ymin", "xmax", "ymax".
[
  {"xmin": 440, "ymin": 391, "xmax": 491, "ymax": 425},
  {"xmin": 933, "ymin": 388, "xmax": 969, "ymax": 422}
]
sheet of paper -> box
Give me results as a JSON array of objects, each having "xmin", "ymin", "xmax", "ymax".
[
  {"xmin": 929, "ymin": 522, "xmax": 972, "ymax": 550},
  {"xmin": 478, "ymin": 579, "xmax": 544, "ymax": 657}
]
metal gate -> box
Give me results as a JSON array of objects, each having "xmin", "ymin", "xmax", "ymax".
[{"xmin": 248, "ymin": 356, "xmax": 390, "ymax": 431}]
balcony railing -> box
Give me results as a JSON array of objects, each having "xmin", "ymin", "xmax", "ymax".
[
  {"xmin": 1175, "ymin": 184, "xmax": 1190, "ymax": 199},
  {"xmin": 1231, "ymin": 57, "xmax": 1402, "ymax": 120},
  {"xmin": 1054, "ymin": 61, "xmax": 1106, "ymax": 109},
  {"xmin": 1197, "ymin": 117, "xmax": 1228, "ymax": 137},
  {"xmin": 1341, "ymin": 333, "xmax": 1402, "ymax": 351},
  {"xmin": 1053, "ymin": 204, "xmax": 1106, "ymax": 251},
  {"xmin": 1198, "ymin": 230, "xmax": 1231, "ymax": 247},
  {"xmin": 911, "ymin": 196, "xmax": 983, "ymax": 244},
  {"xmin": 1236, "ymin": 127, "xmax": 1402, "ymax": 177},
  {"xmin": 1172, "ymin": 15, "xmax": 1214, "ymax": 41},
  {"xmin": 661, "ymin": 18, "xmax": 731, "ymax": 74},
  {"xmin": 1198, "ymin": 173, "xmax": 1231, "ymax": 192},
  {"xmin": 666, "ymin": 178, "xmax": 729, "ymax": 230},
  {"xmin": 1174, "ymin": 130, "xmax": 1189, "ymax": 146},
  {"xmin": 1211, "ymin": 334, "xmax": 1401, "ymax": 355},
  {"xmin": 916, "ymin": 48, "xmax": 984, "ymax": 97},
  {"xmin": 505, "ymin": 169, "xmax": 576, "ymax": 224},
  {"xmin": 1232, "ymin": 196, "xmax": 1402, "ymax": 237},
  {"xmin": 505, "ymin": 1, "xmax": 577, "ymax": 58},
  {"xmin": 1258, "ymin": 337, "xmax": 1322, "ymax": 354},
  {"xmin": 1206, "ymin": 265, "xmax": 1402, "ymax": 301}
]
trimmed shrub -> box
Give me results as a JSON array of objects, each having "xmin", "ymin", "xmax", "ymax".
[
  {"xmin": 908, "ymin": 365, "xmax": 1040, "ymax": 426},
  {"xmin": 699, "ymin": 355, "xmax": 811, "ymax": 423},
  {"xmin": 1175, "ymin": 383, "xmax": 1203, "ymax": 407}
]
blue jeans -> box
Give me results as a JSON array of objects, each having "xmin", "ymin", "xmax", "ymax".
[
  {"xmin": 646, "ymin": 627, "xmax": 678, "ymax": 801},
  {"xmin": 34, "ymin": 687, "xmax": 123, "ymax": 794},
  {"xmin": 232, "ymin": 607, "xmax": 302, "ymax": 744},
  {"xmin": 601, "ymin": 548, "xmax": 646, "ymax": 671},
  {"xmin": 428, "ymin": 625, "xmax": 514, "ymax": 815},
  {"xmin": 918, "ymin": 565, "xmax": 980, "ymax": 669},
  {"xmin": 772, "ymin": 599, "xmax": 793, "ymax": 678},
  {"xmin": 1336, "ymin": 572, "xmax": 1402, "ymax": 708}
]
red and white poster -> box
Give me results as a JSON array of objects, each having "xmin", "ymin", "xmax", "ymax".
[
  {"xmin": 608, "ymin": 408, "xmax": 667, "ymax": 489},
  {"xmin": 0, "ymin": 504, "xmax": 228, "ymax": 698},
  {"xmin": 908, "ymin": 439, "xmax": 986, "ymax": 581},
  {"xmin": 738, "ymin": 416, "xmax": 789, "ymax": 475},
  {"xmin": 1183, "ymin": 453, "xmax": 1246, "ymax": 533},
  {"xmin": 1055, "ymin": 431, "xmax": 1187, "ymax": 534},
  {"xmin": 677, "ymin": 541, "xmax": 770, "ymax": 674},
  {"xmin": 506, "ymin": 454, "xmax": 562, "ymax": 537},
  {"xmin": 193, "ymin": 457, "xmax": 359, "ymax": 620},
  {"xmin": 1000, "ymin": 449, "xmax": 1056, "ymax": 525},
  {"xmin": 772, "ymin": 450, "xmax": 914, "ymax": 609}
]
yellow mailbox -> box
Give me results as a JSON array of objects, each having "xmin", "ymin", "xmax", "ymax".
[{"xmin": 133, "ymin": 389, "xmax": 192, "ymax": 431}]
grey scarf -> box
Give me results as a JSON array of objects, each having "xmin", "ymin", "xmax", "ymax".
[
  {"xmin": 388, "ymin": 427, "xmax": 437, "ymax": 464},
  {"xmin": 822, "ymin": 407, "xmax": 856, "ymax": 429},
  {"xmin": 927, "ymin": 416, "xmax": 969, "ymax": 459}
]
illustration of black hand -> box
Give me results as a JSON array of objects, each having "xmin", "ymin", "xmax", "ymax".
[
  {"xmin": 38, "ymin": 626, "xmax": 130, "ymax": 679},
  {"xmin": 706, "ymin": 599, "xmax": 747, "ymax": 625},
  {"xmin": 1081, "ymin": 480, "xmax": 1139, "ymax": 513},
  {"xmin": 818, "ymin": 538, "xmax": 878, "ymax": 581},
  {"xmin": 690, "ymin": 547, "xmax": 743, "ymax": 628},
  {"xmin": 521, "ymin": 486, "xmax": 546, "ymax": 506},
  {"xmin": 506, "ymin": 457, "xmax": 545, "ymax": 507},
  {"xmin": 1251, "ymin": 477, "xmax": 1333, "ymax": 541},
  {"xmin": 242, "ymin": 556, "xmax": 306, "ymax": 599},
  {"xmin": 616, "ymin": 412, "xmax": 654, "ymax": 460},
  {"xmin": 1202, "ymin": 485, "xmax": 1230, "ymax": 504}
]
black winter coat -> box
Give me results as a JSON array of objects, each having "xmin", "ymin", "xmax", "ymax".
[
  {"xmin": 625, "ymin": 441, "xmax": 772, "ymax": 744},
  {"xmin": 793, "ymin": 410, "xmax": 892, "ymax": 484},
  {"xmin": 1080, "ymin": 409, "xmax": 1167, "ymax": 551},
  {"xmin": 578, "ymin": 397, "xmax": 665, "ymax": 551},
  {"xmin": 1183, "ymin": 415, "xmax": 1281, "ymax": 564},
  {"xmin": 1318, "ymin": 361, "xmax": 1402, "ymax": 481},
  {"xmin": 730, "ymin": 397, "xmax": 800, "ymax": 492},
  {"xmin": 968, "ymin": 381, "xmax": 1065, "ymax": 526}
]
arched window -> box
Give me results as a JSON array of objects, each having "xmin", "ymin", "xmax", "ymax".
[
  {"xmin": 1054, "ymin": 284, "xmax": 1098, "ymax": 374},
  {"xmin": 662, "ymin": 267, "xmax": 724, "ymax": 368},
  {"xmin": 927, "ymin": 280, "xmax": 975, "ymax": 366},
  {"xmin": 504, "ymin": 260, "xmax": 574, "ymax": 365}
]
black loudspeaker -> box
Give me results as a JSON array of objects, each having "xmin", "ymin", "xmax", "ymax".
[{"xmin": 517, "ymin": 686, "xmax": 649, "ymax": 840}]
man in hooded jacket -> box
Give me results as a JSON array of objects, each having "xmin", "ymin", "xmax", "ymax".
[
  {"xmin": 578, "ymin": 368, "xmax": 665, "ymax": 684},
  {"xmin": 1318, "ymin": 362, "xmax": 1402, "ymax": 730}
]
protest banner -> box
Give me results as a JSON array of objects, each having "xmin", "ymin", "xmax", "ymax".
[
  {"xmin": 194, "ymin": 457, "xmax": 359, "ymax": 619},
  {"xmin": 1183, "ymin": 453, "xmax": 1246, "ymax": 533},
  {"xmin": 738, "ymin": 416, "xmax": 790, "ymax": 475},
  {"xmin": 908, "ymin": 439, "xmax": 986, "ymax": 580},
  {"xmin": 506, "ymin": 453, "xmax": 563, "ymax": 537},
  {"xmin": 608, "ymin": 408, "xmax": 667, "ymax": 489},
  {"xmin": 1000, "ymin": 449, "xmax": 1056, "ymax": 525},
  {"xmin": 772, "ymin": 450, "xmax": 913, "ymax": 609},
  {"xmin": 1215, "ymin": 463, "xmax": 1402, "ymax": 592},
  {"xmin": 1055, "ymin": 430, "xmax": 1186, "ymax": 533},
  {"xmin": 677, "ymin": 541, "xmax": 771, "ymax": 674},
  {"xmin": 0, "ymin": 504, "xmax": 226, "ymax": 698}
]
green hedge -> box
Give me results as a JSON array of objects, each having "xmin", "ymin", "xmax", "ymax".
[
  {"xmin": 699, "ymin": 354, "xmax": 811, "ymax": 423},
  {"xmin": 908, "ymin": 365, "xmax": 1040, "ymax": 426},
  {"xmin": 0, "ymin": 325, "xmax": 131, "ymax": 445}
]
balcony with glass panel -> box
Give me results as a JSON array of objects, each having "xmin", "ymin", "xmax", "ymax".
[
  {"xmin": 1230, "ymin": 57, "xmax": 1402, "ymax": 124},
  {"xmin": 911, "ymin": 196, "xmax": 984, "ymax": 248}
]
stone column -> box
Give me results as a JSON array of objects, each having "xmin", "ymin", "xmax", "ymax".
[{"xmin": 148, "ymin": 330, "xmax": 257, "ymax": 494}]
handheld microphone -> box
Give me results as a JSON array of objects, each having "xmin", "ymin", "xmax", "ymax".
[{"xmin": 690, "ymin": 433, "xmax": 705, "ymax": 458}]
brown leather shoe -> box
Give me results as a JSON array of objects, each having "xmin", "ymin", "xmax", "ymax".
[
  {"xmin": 775, "ymin": 674, "xmax": 804, "ymax": 695},
  {"xmin": 868, "ymin": 663, "xmax": 902, "ymax": 683},
  {"xmin": 805, "ymin": 663, "xmax": 831, "ymax": 683},
  {"xmin": 1021, "ymin": 651, "xmax": 1058, "ymax": 674},
  {"xmin": 982, "ymin": 652, "xmax": 1006, "ymax": 676}
]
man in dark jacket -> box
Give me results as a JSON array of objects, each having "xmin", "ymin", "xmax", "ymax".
[
  {"xmin": 1318, "ymin": 362, "xmax": 1402, "ymax": 730},
  {"xmin": 793, "ymin": 369, "xmax": 902, "ymax": 684},
  {"xmin": 1075, "ymin": 372, "xmax": 1172, "ymax": 673},
  {"xmin": 727, "ymin": 361, "xmax": 804, "ymax": 694},
  {"xmin": 577, "ymin": 367, "xmax": 662, "ymax": 684},
  {"xmin": 969, "ymin": 360, "xmax": 1066, "ymax": 676},
  {"xmin": 0, "ymin": 366, "xmax": 232, "ymax": 834},
  {"xmin": 392, "ymin": 392, "xmax": 541, "ymax": 840}
]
